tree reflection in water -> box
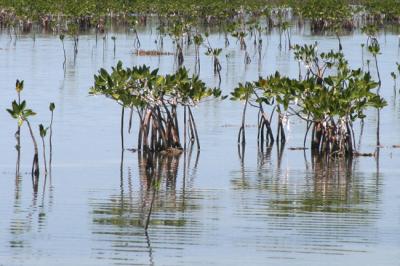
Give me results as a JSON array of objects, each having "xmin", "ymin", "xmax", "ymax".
[
  {"xmin": 91, "ymin": 146, "xmax": 201, "ymax": 265},
  {"xmin": 230, "ymin": 147, "xmax": 382, "ymax": 255},
  {"xmin": 8, "ymin": 170, "xmax": 54, "ymax": 257}
]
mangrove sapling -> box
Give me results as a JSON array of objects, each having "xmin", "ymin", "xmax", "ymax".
[
  {"xmin": 368, "ymin": 39, "xmax": 381, "ymax": 86},
  {"xmin": 49, "ymin": 103, "xmax": 55, "ymax": 171},
  {"xmin": 168, "ymin": 22, "xmax": 185, "ymax": 67},
  {"xmin": 367, "ymin": 39, "xmax": 382, "ymax": 147},
  {"xmin": 91, "ymin": 62, "xmax": 222, "ymax": 152},
  {"xmin": 111, "ymin": 36, "xmax": 116, "ymax": 58},
  {"xmin": 90, "ymin": 61, "xmax": 137, "ymax": 150},
  {"xmin": 391, "ymin": 72, "xmax": 397, "ymax": 92},
  {"xmin": 102, "ymin": 35, "xmax": 106, "ymax": 61},
  {"xmin": 15, "ymin": 80, "xmax": 24, "ymax": 177},
  {"xmin": 59, "ymin": 34, "xmax": 66, "ymax": 69},
  {"xmin": 232, "ymin": 83, "xmax": 251, "ymax": 145},
  {"xmin": 361, "ymin": 43, "xmax": 365, "ymax": 68},
  {"xmin": 293, "ymin": 43, "xmax": 319, "ymax": 81},
  {"xmin": 396, "ymin": 62, "xmax": 400, "ymax": 93},
  {"xmin": 286, "ymin": 48, "xmax": 385, "ymax": 156},
  {"xmin": 248, "ymin": 21, "xmax": 262, "ymax": 49},
  {"xmin": 335, "ymin": 28, "xmax": 343, "ymax": 51},
  {"xmin": 193, "ymin": 33, "xmax": 203, "ymax": 75},
  {"xmin": 231, "ymin": 81, "xmax": 275, "ymax": 147},
  {"xmin": 231, "ymin": 29, "xmax": 251, "ymax": 64},
  {"xmin": 205, "ymin": 46, "xmax": 222, "ymax": 87},
  {"xmin": 131, "ymin": 19, "xmax": 141, "ymax": 50},
  {"xmin": 7, "ymin": 100, "xmax": 40, "ymax": 178},
  {"xmin": 39, "ymin": 124, "xmax": 49, "ymax": 175},
  {"xmin": 235, "ymin": 44, "xmax": 386, "ymax": 157},
  {"xmin": 175, "ymin": 68, "xmax": 224, "ymax": 150},
  {"xmin": 281, "ymin": 21, "xmax": 292, "ymax": 50},
  {"xmin": 276, "ymin": 12, "xmax": 284, "ymax": 50},
  {"xmin": 362, "ymin": 24, "xmax": 378, "ymax": 47},
  {"xmin": 68, "ymin": 24, "xmax": 79, "ymax": 62},
  {"xmin": 232, "ymin": 30, "xmax": 248, "ymax": 50}
]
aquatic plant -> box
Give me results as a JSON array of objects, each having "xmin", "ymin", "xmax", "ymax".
[
  {"xmin": 193, "ymin": 33, "xmax": 203, "ymax": 74},
  {"xmin": 68, "ymin": 23, "xmax": 79, "ymax": 61},
  {"xmin": 7, "ymin": 97, "xmax": 39, "ymax": 178},
  {"xmin": 49, "ymin": 102, "xmax": 55, "ymax": 171},
  {"xmin": 59, "ymin": 34, "xmax": 66, "ymax": 69},
  {"xmin": 90, "ymin": 61, "xmax": 223, "ymax": 152},
  {"xmin": 111, "ymin": 36, "xmax": 116, "ymax": 58},
  {"xmin": 391, "ymin": 72, "xmax": 397, "ymax": 91},
  {"xmin": 130, "ymin": 18, "xmax": 141, "ymax": 50},
  {"xmin": 296, "ymin": 0, "xmax": 354, "ymax": 32},
  {"xmin": 39, "ymin": 124, "xmax": 49, "ymax": 175},
  {"xmin": 366, "ymin": 34, "xmax": 381, "ymax": 85},
  {"xmin": 0, "ymin": 0, "xmax": 399, "ymax": 37},
  {"xmin": 14, "ymin": 79, "xmax": 23, "ymax": 176},
  {"xmin": 231, "ymin": 44, "xmax": 386, "ymax": 156},
  {"xmin": 204, "ymin": 36, "xmax": 222, "ymax": 86},
  {"xmin": 168, "ymin": 20, "xmax": 186, "ymax": 67}
]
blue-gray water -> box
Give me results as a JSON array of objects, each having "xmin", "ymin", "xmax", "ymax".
[{"xmin": 0, "ymin": 25, "xmax": 399, "ymax": 265}]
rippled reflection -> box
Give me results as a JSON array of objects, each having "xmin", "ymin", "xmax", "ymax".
[
  {"xmin": 1, "ymin": 25, "xmax": 399, "ymax": 265},
  {"xmin": 90, "ymin": 148, "xmax": 222, "ymax": 265},
  {"xmin": 230, "ymin": 148, "xmax": 381, "ymax": 257},
  {"xmin": 7, "ymin": 172, "xmax": 54, "ymax": 261}
]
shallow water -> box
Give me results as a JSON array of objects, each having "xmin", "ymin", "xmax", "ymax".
[{"xmin": 0, "ymin": 25, "xmax": 399, "ymax": 266}]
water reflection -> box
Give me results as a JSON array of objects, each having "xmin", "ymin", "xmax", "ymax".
[
  {"xmin": 231, "ymin": 149, "xmax": 381, "ymax": 256},
  {"xmin": 90, "ymin": 148, "xmax": 216, "ymax": 265},
  {"xmin": 1, "ymin": 25, "xmax": 399, "ymax": 265},
  {"xmin": 7, "ymin": 172, "xmax": 54, "ymax": 260}
]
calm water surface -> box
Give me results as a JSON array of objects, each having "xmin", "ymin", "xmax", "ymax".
[{"xmin": 0, "ymin": 25, "xmax": 399, "ymax": 265}]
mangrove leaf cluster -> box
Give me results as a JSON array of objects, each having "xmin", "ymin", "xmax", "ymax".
[
  {"xmin": 231, "ymin": 44, "xmax": 386, "ymax": 156},
  {"xmin": 90, "ymin": 61, "xmax": 222, "ymax": 152}
]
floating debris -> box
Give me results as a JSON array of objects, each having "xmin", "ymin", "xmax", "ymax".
[
  {"xmin": 353, "ymin": 151, "xmax": 375, "ymax": 157},
  {"xmin": 288, "ymin": 147, "xmax": 308, "ymax": 150},
  {"xmin": 135, "ymin": 50, "xmax": 174, "ymax": 56}
]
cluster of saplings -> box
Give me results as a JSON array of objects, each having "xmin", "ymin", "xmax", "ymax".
[
  {"xmin": 1, "ymin": 0, "xmax": 397, "ymax": 76},
  {"xmin": 231, "ymin": 43, "xmax": 386, "ymax": 157},
  {"xmin": 0, "ymin": 0, "xmax": 399, "ymax": 31},
  {"xmin": 90, "ymin": 62, "xmax": 224, "ymax": 153},
  {"xmin": 6, "ymin": 80, "xmax": 55, "ymax": 190},
  {"xmin": 91, "ymin": 43, "xmax": 385, "ymax": 157}
]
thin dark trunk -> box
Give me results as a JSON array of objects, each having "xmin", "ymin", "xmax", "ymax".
[
  {"xmin": 16, "ymin": 93, "xmax": 21, "ymax": 176},
  {"xmin": 128, "ymin": 107, "xmax": 134, "ymax": 133},
  {"xmin": 145, "ymin": 186, "xmax": 156, "ymax": 231},
  {"xmin": 49, "ymin": 110, "xmax": 53, "ymax": 172},
  {"xmin": 62, "ymin": 40, "xmax": 66, "ymax": 69},
  {"xmin": 238, "ymin": 98, "xmax": 248, "ymax": 144},
  {"xmin": 121, "ymin": 106, "xmax": 125, "ymax": 150},
  {"xmin": 41, "ymin": 137, "xmax": 47, "ymax": 175},
  {"xmin": 374, "ymin": 55, "xmax": 381, "ymax": 86},
  {"xmin": 184, "ymin": 106, "xmax": 187, "ymax": 150},
  {"xmin": 26, "ymin": 120, "xmax": 39, "ymax": 178},
  {"xmin": 377, "ymin": 108, "xmax": 381, "ymax": 147},
  {"xmin": 188, "ymin": 107, "xmax": 200, "ymax": 150}
]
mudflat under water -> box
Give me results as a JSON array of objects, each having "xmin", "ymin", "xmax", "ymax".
[{"xmin": 0, "ymin": 24, "xmax": 399, "ymax": 266}]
